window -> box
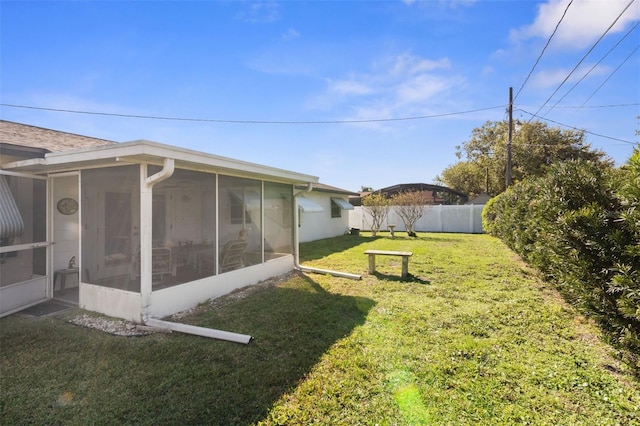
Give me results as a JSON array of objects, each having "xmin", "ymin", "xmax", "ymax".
[
  {"xmin": 264, "ymin": 182, "xmax": 293, "ymax": 258},
  {"xmin": 331, "ymin": 199, "xmax": 341, "ymax": 218},
  {"xmin": 219, "ymin": 176, "xmax": 262, "ymax": 269},
  {"xmin": 230, "ymin": 191, "xmax": 252, "ymax": 225}
]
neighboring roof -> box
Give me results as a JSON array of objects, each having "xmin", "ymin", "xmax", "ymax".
[
  {"xmin": 375, "ymin": 182, "xmax": 468, "ymax": 199},
  {"xmin": 349, "ymin": 182, "xmax": 469, "ymax": 206},
  {"xmin": 295, "ymin": 182, "xmax": 358, "ymax": 196},
  {"xmin": 0, "ymin": 120, "xmax": 116, "ymax": 152},
  {"xmin": 465, "ymin": 192, "xmax": 492, "ymax": 205}
]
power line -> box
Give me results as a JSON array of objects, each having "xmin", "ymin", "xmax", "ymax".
[
  {"xmin": 548, "ymin": 22, "xmax": 640, "ymax": 110},
  {"xmin": 533, "ymin": 103, "xmax": 639, "ymax": 109},
  {"xmin": 513, "ymin": 0, "xmax": 573, "ymax": 102},
  {"xmin": 2, "ymin": 101, "xmax": 634, "ymax": 145},
  {"xmin": 517, "ymin": 108, "xmax": 637, "ymax": 144},
  {"xmin": 0, "ymin": 103, "xmax": 504, "ymax": 124},
  {"xmin": 531, "ymin": 0, "xmax": 636, "ymax": 120},
  {"xmin": 581, "ymin": 44, "xmax": 640, "ymax": 107}
]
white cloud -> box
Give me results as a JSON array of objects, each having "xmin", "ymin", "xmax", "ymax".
[
  {"xmin": 390, "ymin": 53, "xmax": 451, "ymax": 76},
  {"xmin": 512, "ymin": 0, "xmax": 640, "ymax": 50},
  {"xmin": 482, "ymin": 66, "xmax": 495, "ymax": 76},
  {"xmin": 531, "ymin": 62, "xmax": 611, "ymax": 89},
  {"xmin": 403, "ymin": 0, "xmax": 477, "ymax": 9},
  {"xmin": 327, "ymin": 79, "xmax": 374, "ymax": 96},
  {"xmin": 395, "ymin": 74, "xmax": 459, "ymax": 106},
  {"xmin": 236, "ymin": 1, "xmax": 280, "ymax": 24},
  {"xmin": 308, "ymin": 51, "xmax": 462, "ymax": 123},
  {"xmin": 282, "ymin": 28, "xmax": 300, "ymax": 41}
]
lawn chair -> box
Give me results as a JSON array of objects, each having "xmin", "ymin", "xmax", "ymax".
[
  {"xmin": 199, "ymin": 240, "xmax": 247, "ymax": 274},
  {"xmin": 219, "ymin": 240, "xmax": 247, "ymax": 273}
]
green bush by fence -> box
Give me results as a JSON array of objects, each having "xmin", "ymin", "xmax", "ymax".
[{"xmin": 483, "ymin": 148, "xmax": 640, "ymax": 373}]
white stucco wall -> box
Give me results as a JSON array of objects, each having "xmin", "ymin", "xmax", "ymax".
[
  {"xmin": 298, "ymin": 192, "xmax": 351, "ymax": 243},
  {"xmin": 52, "ymin": 175, "xmax": 79, "ymax": 275}
]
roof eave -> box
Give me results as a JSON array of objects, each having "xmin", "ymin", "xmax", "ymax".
[{"xmin": 2, "ymin": 139, "xmax": 319, "ymax": 184}]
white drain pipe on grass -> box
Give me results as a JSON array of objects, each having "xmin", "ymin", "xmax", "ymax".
[{"xmin": 146, "ymin": 318, "xmax": 253, "ymax": 345}]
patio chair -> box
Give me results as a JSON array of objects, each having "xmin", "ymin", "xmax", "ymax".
[
  {"xmin": 199, "ymin": 240, "xmax": 247, "ymax": 274},
  {"xmin": 219, "ymin": 240, "xmax": 247, "ymax": 272}
]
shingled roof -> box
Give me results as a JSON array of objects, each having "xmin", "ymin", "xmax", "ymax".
[{"xmin": 0, "ymin": 120, "xmax": 116, "ymax": 152}]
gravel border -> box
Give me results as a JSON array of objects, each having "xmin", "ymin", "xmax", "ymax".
[{"xmin": 67, "ymin": 271, "xmax": 299, "ymax": 336}]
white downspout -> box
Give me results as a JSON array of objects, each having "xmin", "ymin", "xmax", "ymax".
[
  {"xmin": 140, "ymin": 159, "xmax": 175, "ymax": 322},
  {"xmin": 146, "ymin": 158, "xmax": 175, "ymax": 186},
  {"xmin": 141, "ymin": 159, "xmax": 253, "ymax": 344},
  {"xmin": 294, "ymin": 183, "xmax": 361, "ymax": 280},
  {"xmin": 146, "ymin": 318, "xmax": 252, "ymax": 344}
]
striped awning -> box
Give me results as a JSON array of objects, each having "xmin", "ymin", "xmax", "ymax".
[{"xmin": 0, "ymin": 175, "xmax": 24, "ymax": 241}]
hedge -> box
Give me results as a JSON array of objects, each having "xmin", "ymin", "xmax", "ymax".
[{"xmin": 483, "ymin": 148, "xmax": 640, "ymax": 373}]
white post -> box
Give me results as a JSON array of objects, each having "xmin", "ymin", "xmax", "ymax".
[
  {"xmin": 140, "ymin": 164, "xmax": 153, "ymax": 321},
  {"xmin": 140, "ymin": 159, "xmax": 175, "ymax": 322}
]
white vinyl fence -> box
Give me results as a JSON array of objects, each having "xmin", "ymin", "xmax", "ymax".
[{"xmin": 349, "ymin": 205, "xmax": 485, "ymax": 234}]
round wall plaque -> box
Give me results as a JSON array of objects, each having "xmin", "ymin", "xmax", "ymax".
[{"xmin": 57, "ymin": 198, "xmax": 78, "ymax": 215}]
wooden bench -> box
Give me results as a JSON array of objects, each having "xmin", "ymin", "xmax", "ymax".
[{"xmin": 364, "ymin": 250, "xmax": 413, "ymax": 279}]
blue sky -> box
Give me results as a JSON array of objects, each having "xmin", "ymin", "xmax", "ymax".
[{"xmin": 1, "ymin": 0, "xmax": 638, "ymax": 192}]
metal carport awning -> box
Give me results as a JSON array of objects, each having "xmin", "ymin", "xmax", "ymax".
[
  {"xmin": 297, "ymin": 196, "xmax": 323, "ymax": 213},
  {"xmin": 331, "ymin": 197, "xmax": 354, "ymax": 210}
]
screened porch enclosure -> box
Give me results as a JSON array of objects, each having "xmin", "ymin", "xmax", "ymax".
[
  {"xmin": 81, "ymin": 165, "xmax": 295, "ymax": 293},
  {"xmin": 0, "ymin": 173, "xmax": 47, "ymax": 315}
]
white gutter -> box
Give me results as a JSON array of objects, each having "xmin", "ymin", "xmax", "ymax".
[
  {"xmin": 145, "ymin": 157, "xmax": 175, "ymax": 186},
  {"xmin": 293, "ymin": 184, "xmax": 362, "ymax": 280},
  {"xmin": 145, "ymin": 318, "xmax": 252, "ymax": 344}
]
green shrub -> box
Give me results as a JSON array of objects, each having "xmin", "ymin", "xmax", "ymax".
[{"xmin": 483, "ymin": 152, "xmax": 640, "ymax": 373}]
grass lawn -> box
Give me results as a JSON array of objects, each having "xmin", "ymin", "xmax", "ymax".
[{"xmin": 1, "ymin": 233, "xmax": 638, "ymax": 425}]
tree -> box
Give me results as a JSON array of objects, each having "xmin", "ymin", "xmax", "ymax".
[
  {"xmin": 361, "ymin": 193, "xmax": 390, "ymax": 236},
  {"xmin": 392, "ymin": 190, "xmax": 431, "ymax": 236},
  {"xmin": 437, "ymin": 120, "xmax": 611, "ymax": 197},
  {"xmin": 435, "ymin": 162, "xmax": 495, "ymax": 198}
]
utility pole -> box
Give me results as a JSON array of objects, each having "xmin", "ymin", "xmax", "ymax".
[{"xmin": 506, "ymin": 87, "xmax": 513, "ymax": 187}]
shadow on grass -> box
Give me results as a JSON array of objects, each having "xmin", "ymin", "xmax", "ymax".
[
  {"xmin": 390, "ymin": 234, "xmax": 471, "ymax": 244},
  {"xmin": 300, "ymin": 234, "xmax": 379, "ymax": 262},
  {"xmin": 0, "ymin": 273, "xmax": 376, "ymax": 425},
  {"xmin": 164, "ymin": 273, "xmax": 376, "ymax": 423},
  {"xmin": 372, "ymin": 271, "xmax": 431, "ymax": 284}
]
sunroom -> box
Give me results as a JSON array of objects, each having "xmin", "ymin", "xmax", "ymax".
[{"xmin": 0, "ymin": 140, "xmax": 318, "ymax": 322}]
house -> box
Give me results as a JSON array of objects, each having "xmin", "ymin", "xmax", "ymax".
[
  {"xmin": 465, "ymin": 192, "xmax": 492, "ymax": 205},
  {"xmin": 296, "ymin": 183, "xmax": 358, "ymax": 243},
  {"xmin": 349, "ymin": 182, "xmax": 469, "ymax": 206},
  {"xmin": 0, "ymin": 120, "xmax": 321, "ymax": 322},
  {"xmin": 348, "ymin": 182, "xmax": 484, "ymax": 234}
]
